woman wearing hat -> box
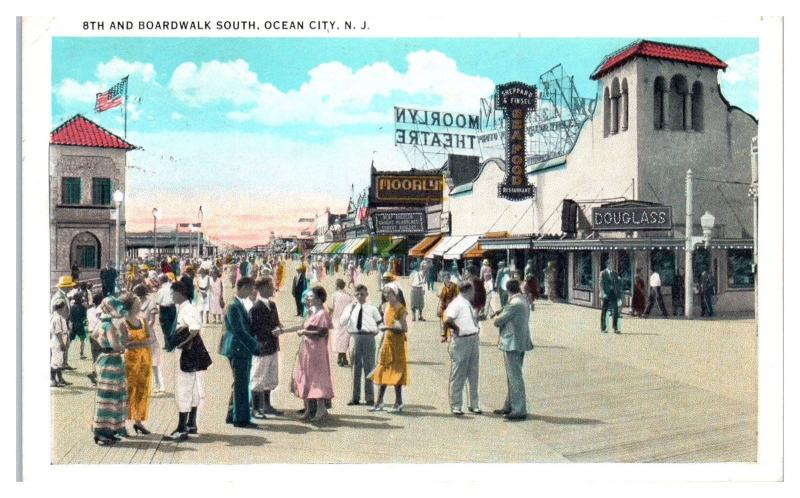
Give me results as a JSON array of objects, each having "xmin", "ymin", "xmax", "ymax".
[
  {"xmin": 368, "ymin": 285, "xmax": 410, "ymax": 412},
  {"xmin": 118, "ymin": 291, "xmax": 155, "ymax": 435},
  {"xmin": 91, "ymin": 296, "xmax": 129, "ymax": 445}
]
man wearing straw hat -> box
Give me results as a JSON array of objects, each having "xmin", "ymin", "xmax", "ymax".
[{"xmin": 52, "ymin": 276, "xmax": 77, "ymax": 371}]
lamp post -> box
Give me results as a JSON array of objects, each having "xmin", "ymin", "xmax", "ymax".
[
  {"xmin": 197, "ymin": 206, "xmax": 204, "ymax": 259},
  {"xmin": 683, "ymin": 169, "xmax": 715, "ymax": 318},
  {"xmin": 152, "ymin": 207, "xmax": 161, "ymax": 261},
  {"xmin": 113, "ymin": 190, "xmax": 124, "ymax": 290}
]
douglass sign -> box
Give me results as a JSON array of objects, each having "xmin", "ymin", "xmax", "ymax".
[{"xmin": 592, "ymin": 205, "xmax": 673, "ymax": 231}]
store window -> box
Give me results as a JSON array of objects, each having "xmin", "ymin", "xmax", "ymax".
[
  {"xmin": 727, "ymin": 249, "xmax": 754, "ymax": 289},
  {"xmin": 574, "ymin": 251, "xmax": 593, "ymax": 289},
  {"xmin": 650, "ymin": 249, "xmax": 676, "ymax": 286},
  {"xmin": 618, "ymin": 251, "xmax": 632, "ymax": 292},
  {"xmin": 92, "ymin": 177, "xmax": 112, "ymax": 205},
  {"xmin": 61, "ymin": 177, "xmax": 81, "ymax": 205}
]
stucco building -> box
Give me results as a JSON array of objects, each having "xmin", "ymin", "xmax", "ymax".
[{"xmin": 49, "ymin": 114, "xmax": 135, "ymax": 287}]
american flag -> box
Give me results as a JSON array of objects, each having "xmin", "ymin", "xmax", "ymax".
[{"xmin": 95, "ymin": 76, "xmax": 128, "ymax": 112}]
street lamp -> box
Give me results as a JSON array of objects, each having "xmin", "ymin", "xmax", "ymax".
[
  {"xmin": 113, "ymin": 189, "xmax": 124, "ymax": 290},
  {"xmin": 197, "ymin": 206, "xmax": 204, "ymax": 259},
  {"xmin": 152, "ymin": 207, "xmax": 162, "ymax": 261},
  {"xmin": 684, "ymin": 169, "xmax": 715, "ymax": 318}
]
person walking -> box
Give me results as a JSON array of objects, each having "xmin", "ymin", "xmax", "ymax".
[
  {"xmin": 544, "ymin": 261, "xmax": 559, "ymax": 302},
  {"xmin": 100, "ymin": 261, "xmax": 118, "ymax": 297},
  {"xmin": 195, "ymin": 268, "xmax": 212, "ymax": 324},
  {"xmin": 368, "ymin": 285, "xmax": 409, "ymax": 412},
  {"xmin": 291, "ymin": 265, "xmax": 308, "ymax": 317},
  {"xmin": 86, "ymin": 290, "xmax": 105, "ymax": 386},
  {"xmin": 156, "ymin": 274, "xmax": 177, "ymax": 350},
  {"xmin": 221, "ymin": 277, "xmax": 260, "ymax": 429},
  {"xmin": 340, "ymin": 284, "xmax": 382, "ymax": 406},
  {"xmin": 492, "ymin": 279, "xmax": 533, "ymax": 421},
  {"xmin": 437, "ymin": 280, "xmax": 459, "ymax": 343},
  {"xmin": 118, "ymin": 292, "xmax": 154, "ymax": 435},
  {"xmin": 444, "ymin": 281, "xmax": 482, "ymax": 416},
  {"xmin": 330, "ymin": 279, "xmax": 354, "ymax": 367},
  {"xmin": 169, "ymin": 281, "xmax": 213, "ymax": 440},
  {"xmin": 698, "ymin": 270, "xmax": 716, "ymax": 317},
  {"xmin": 409, "ymin": 261, "xmax": 426, "ymax": 322},
  {"xmin": 50, "ymin": 300, "xmax": 72, "ymax": 387},
  {"xmin": 632, "ymin": 268, "xmax": 647, "ymax": 317},
  {"xmin": 69, "ymin": 292, "xmax": 89, "ymax": 360},
  {"xmin": 249, "ymin": 277, "xmax": 287, "ymax": 419},
  {"xmin": 600, "ymin": 260, "xmax": 622, "ymax": 334},
  {"xmin": 91, "ymin": 297, "xmax": 128, "ymax": 444},
  {"xmin": 644, "ymin": 269, "xmax": 668, "ymax": 317},
  {"xmin": 132, "ymin": 284, "xmax": 164, "ymax": 395},
  {"xmin": 209, "ymin": 268, "xmax": 225, "ymax": 324},
  {"xmin": 495, "ymin": 261, "xmax": 510, "ymax": 307},
  {"xmin": 292, "ymin": 286, "xmax": 335, "ymax": 422},
  {"xmin": 672, "ymin": 270, "xmax": 685, "ymax": 316}
]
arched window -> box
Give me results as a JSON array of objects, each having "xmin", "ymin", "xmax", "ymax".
[
  {"xmin": 621, "ymin": 78, "xmax": 629, "ymax": 131},
  {"xmin": 691, "ymin": 81, "xmax": 704, "ymax": 131},
  {"xmin": 654, "ymin": 76, "xmax": 667, "ymax": 129},
  {"xmin": 610, "ymin": 78, "xmax": 621, "ymax": 134},
  {"xmin": 669, "ymin": 74, "xmax": 689, "ymax": 130},
  {"xmin": 70, "ymin": 232, "xmax": 101, "ymax": 269},
  {"xmin": 603, "ymin": 87, "xmax": 611, "ymax": 137}
]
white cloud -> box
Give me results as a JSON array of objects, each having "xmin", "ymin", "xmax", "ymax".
[
  {"xmin": 54, "ymin": 57, "xmax": 157, "ymax": 106},
  {"xmin": 168, "ymin": 50, "xmax": 495, "ymax": 126},
  {"xmin": 719, "ymin": 52, "xmax": 758, "ymax": 115},
  {"xmin": 171, "ymin": 112, "xmax": 184, "ymax": 120}
]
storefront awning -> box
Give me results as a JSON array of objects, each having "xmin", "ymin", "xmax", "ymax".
[
  {"xmin": 478, "ymin": 236, "xmax": 532, "ymax": 250},
  {"xmin": 342, "ymin": 237, "xmax": 368, "ymax": 254},
  {"xmin": 409, "ymin": 235, "xmax": 443, "ymax": 257},
  {"xmin": 375, "ymin": 237, "xmax": 406, "ymax": 257},
  {"xmin": 428, "ymin": 236, "xmax": 465, "ymax": 258},
  {"xmin": 463, "ymin": 243, "xmax": 486, "ymax": 259},
  {"xmin": 478, "ymin": 236, "xmax": 754, "ymax": 251},
  {"xmin": 326, "ymin": 242, "xmax": 345, "ymax": 254},
  {"xmin": 443, "ymin": 235, "xmax": 481, "ymax": 260},
  {"xmin": 310, "ymin": 242, "xmax": 331, "ymax": 255}
]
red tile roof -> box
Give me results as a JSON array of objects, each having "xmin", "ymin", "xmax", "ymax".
[
  {"xmin": 591, "ymin": 40, "xmax": 728, "ymax": 80},
  {"xmin": 50, "ymin": 114, "xmax": 136, "ymax": 150}
]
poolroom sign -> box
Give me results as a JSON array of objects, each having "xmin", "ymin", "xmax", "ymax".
[
  {"xmin": 495, "ymin": 81, "xmax": 538, "ymax": 201},
  {"xmin": 592, "ymin": 205, "xmax": 673, "ymax": 231}
]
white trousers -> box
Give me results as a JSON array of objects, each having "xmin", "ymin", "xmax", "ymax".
[
  {"xmin": 250, "ymin": 353, "xmax": 280, "ymax": 391},
  {"xmin": 175, "ymin": 367, "xmax": 205, "ymax": 412}
]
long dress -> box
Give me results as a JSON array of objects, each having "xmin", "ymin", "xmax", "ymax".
[
  {"xmin": 291, "ymin": 308, "xmax": 335, "ymax": 400},
  {"xmin": 633, "ymin": 277, "xmax": 646, "ymax": 316},
  {"xmin": 369, "ymin": 304, "xmax": 409, "ymax": 386},
  {"xmin": 195, "ymin": 275, "xmax": 211, "ymax": 311},
  {"xmin": 124, "ymin": 319, "xmax": 153, "ymax": 421},
  {"xmin": 330, "ymin": 290, "xmax": 355, "ymax": 354},
  {"xmin": 210, "ymin": 277, "xmax": 225, "ymax": 315},
  {"xmin": 275, "ymin": 262, "xmax": 285, "ymax": 291},
  {"xmin": 92, "ymin": 316, "xmax": 128, "ymax": 438}
]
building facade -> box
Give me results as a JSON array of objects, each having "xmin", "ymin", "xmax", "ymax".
[{"xmin": 49, "ymin": 115, "xmax": 135, "ymax": 287}]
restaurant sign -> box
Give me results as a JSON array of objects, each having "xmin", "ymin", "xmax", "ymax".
[
  {"xmin": 371, "ymin": 172, "xmax": 444, "ymax": 205},
  {"xmin": 495, "ymin": 82, "xmax": 538, "ymax": 201},
  {"xmin": 373, "ymin": 211, "xmax": 427, "ymax": 235},
  {"xmin": 592, "ymin": 205, "xmax": 673, "ymax": 231}
]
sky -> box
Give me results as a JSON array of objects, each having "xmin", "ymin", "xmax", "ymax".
[{"xmin": 51, "ymin": 37, "xmax": 759, "ymax": 248}]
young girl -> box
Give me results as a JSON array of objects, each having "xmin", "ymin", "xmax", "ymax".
[{"xmin": 50, "ymin": 300, "xmax": 71, "ymax": 387}]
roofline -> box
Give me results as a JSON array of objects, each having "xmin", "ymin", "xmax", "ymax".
[
  {"xmin": 591, "ymin": 39, "xmax": 727, "ymax": 80},
  {"xmin": 50, "ymin": 113, "xmax": 137, "ymax": 150}
]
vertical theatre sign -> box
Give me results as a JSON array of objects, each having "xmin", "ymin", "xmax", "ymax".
[{"xmin": 495, "ymin": 82, "xmax": 538, "ymax": 200}]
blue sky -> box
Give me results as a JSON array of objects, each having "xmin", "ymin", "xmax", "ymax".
[{"xmin": 51, "ymin": 37, "xmax": 759, "ymax": 246}]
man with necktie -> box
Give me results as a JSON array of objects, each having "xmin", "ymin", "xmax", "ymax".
[
  {"xmin": 600, "ymin": 259, "xmax": 622, "ymax": 334},
  {"xmin": 340, "ymin": 284, "xmax": 383, "ymax": 406},
  {"xmin": 221, "ymin": 277, "xmax": 260, "ymax": 428}
]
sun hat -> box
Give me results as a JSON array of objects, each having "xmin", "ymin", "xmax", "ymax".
[{"xmin": 57, "ymin": 276, "xmax": 77, "ymax": 289}]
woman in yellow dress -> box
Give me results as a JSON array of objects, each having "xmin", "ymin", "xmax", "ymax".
[
  {"xmin": 275, "ymin": 259, "xmax": 285, "ymax": 292},
  {"xmin": 119, "ymin": 291, "xmax": 154, "ymax": 435},
  {"xmin": 368, "ymin": 285, "xmax": 409, "ymax": 412}
]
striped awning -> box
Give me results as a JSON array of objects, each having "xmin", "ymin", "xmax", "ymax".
[
  {"xmin": 479, "ymin": 236, "xmax": 754, "ymax": 251},
  {"xmin": 310, "ymin": 242, "xmax": 332, "ymax": 255},
  {"xmin": 342, "ymin": 238, "xmax": 368, "ymax": 254},
  {"xmin": 409, "ymin": 235, "xmax": 443, "ymax": 257},
  {"xmin": 443, "ymin": 235, "xmax": 480, "ymax": 260},
  {"xmin": 428, "ymin": 236, "xmax": 465, "ymax": 258},
  {"xmin": 326, "ymin": 242, "xmax": 345, "ymax": 254}
]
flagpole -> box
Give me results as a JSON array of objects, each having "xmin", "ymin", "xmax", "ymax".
[{"xmin": 123, "ymin": 75, "xmax": 129, "ymax": 139}]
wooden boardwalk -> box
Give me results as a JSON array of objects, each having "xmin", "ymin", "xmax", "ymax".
[{"xmin": 51, "ymin": 266, "xmax": 756, "ymax": 464}]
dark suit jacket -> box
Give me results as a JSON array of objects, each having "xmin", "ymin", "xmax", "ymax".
[
  {"xmin": 221, "ymin": 298, "xmax": 258, "ymax": 359},
  {"xmin": 600, "ymin": 269, "xmax": 620, "ymax": 300},
  {"xmin": 250, "ymin": 299, "xmax": 281, "ymax": 356},
  {"xmin": 180, "ymin": 275, "xmax": 195, "ymax": 301},
  {"xmin": 292, "ymin": 274, "xmax": 307, "ymax": 299}
]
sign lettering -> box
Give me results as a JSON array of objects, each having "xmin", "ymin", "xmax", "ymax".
[
  {"xmin": 495, "ymin": 82, "xmax": 538, "ymax": 200},
  {"xmin": 373, "ymin": 211, "xmax": 427, "ymax": 235},
  {"xmin": 591, "ymin": 206, "xmax": 673, "ymax": 231}
]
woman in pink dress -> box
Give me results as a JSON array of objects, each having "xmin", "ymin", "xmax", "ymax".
[
  {"xmin": 329, "ymin": 279, "xmax": 355, "ymax": 367},
  {"xmin": 292, "ymin": 286, "xmax": 335, "ymax": 422}
]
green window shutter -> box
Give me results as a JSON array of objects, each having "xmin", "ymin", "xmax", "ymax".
[{"xmin": 62, "ymin": 177, "xmax": 81, "ymax": 204}]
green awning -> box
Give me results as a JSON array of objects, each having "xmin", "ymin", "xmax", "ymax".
[
  {"xmin": 372, "ymin": 236, "xmax": 406, "ymax": 257},
  {"xmin": 327, "ymin": 242, "xmax": 345, "ymax": 254}
]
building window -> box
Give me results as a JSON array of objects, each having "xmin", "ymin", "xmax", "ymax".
[
  {"xmin": 650, "ymin": 249, "xmax": 676, "ymax": 286},
  {"xmin": 669, "ymin": 75, "xmax": 689, "ymax": 131},
  {"xmin": 77, "ymin": 245, "xmax": 98, "ymax": 269},
  {"xmin": 574, "ymin": 250, "xmax": 593, "ymax": 289},
  {"xmin": 727, "ymin": 249, "xmax": 754, "ymax": 289},
  {"xmin": 691, "ymin": 81, "xmax": 704, "ymax": 131},
  {"xmin": 621, "ymin": 79, "xmax": 629, "ymax": 131},
  {"xmin": 92, "ymin": 177, "xmax": 112, "ymax": 205},
  {"xmin": 654, "ymin": 76, "xmax": 667, "ymax": 130},
  {"xmin": 61, "ymin": 177, "xmax": 81, "ymax": 205},
  {"xmin": 70, "ymin": 232, "xmax": 101, "ymax": 270},
  {"xmin": 603, "ymin": 87, "xmax": 611, "ymax": 137},
  {"xmin": 610, "ymin": 78, "xmax": 621, "ymax": 134}
]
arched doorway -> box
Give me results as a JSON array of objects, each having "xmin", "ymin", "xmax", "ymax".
[{"xmin": 70, "ymin": 232, "xmax": 101, "ymax": 270}]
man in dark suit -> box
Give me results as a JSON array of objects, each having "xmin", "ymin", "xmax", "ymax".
[
  {"xmin": 249, "ymin": 277, "xmax": 285, "ymax": 418},
  {"xmin": 291, "ymin": 265, "xmax": 307, "ymax": 316},
  {"xmin": 99, "ymin": 261, "xmax": 118, "ymax": 297},
  {"xmin": 221, "ymin": 277, "xmax": 259, "ymax": 428},
  {"xmin": 180, "ymin": 265, "xmax": 195, "ymax": 303},
  {"xmin": 600, "ymin": 260, "xmax": 621, "ymax": 334}
]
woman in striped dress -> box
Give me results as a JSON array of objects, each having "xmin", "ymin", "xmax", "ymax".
[{"xmin": 91, "ymin": 296, "xmax": 129, "ymax": 445}]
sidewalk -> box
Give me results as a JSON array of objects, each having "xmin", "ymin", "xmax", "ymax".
[{"xmin": 51, "ymin": 267, "xmax": 757, "ymax": 464}]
